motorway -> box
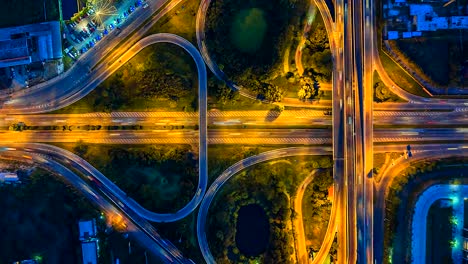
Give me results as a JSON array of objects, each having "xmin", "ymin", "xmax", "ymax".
[
  {"xmin": 1, "ymin": 108, "xmax": 467, "ymax": 127},
  {"xmin": 0, "ymin": 0, "xmax": 465, "ymax": 263},
  {"xmin": 0, "ymin": 128, "xmax": 465, "ymax": 144}
]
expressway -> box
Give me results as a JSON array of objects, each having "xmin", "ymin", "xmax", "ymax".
[
  {"xmin": 374, "ymin": 144, "xmax": 468, "ymax": 264},
  {"xmin": 0, "ymin": 149, "xmax": 192, "ymax": 264},
  {"xmin": 1, "ymin": 108, "xmax": 467, "ymax": 127},
  {"xmin": 0, "ymin": 0, "xmax": 185, "ymax": 113},
  {"xmin": 0, "ymin": 128, "xmax": 465, "ymax": 144}
]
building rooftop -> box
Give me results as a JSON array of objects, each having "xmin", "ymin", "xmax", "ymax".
[
  {"xmin": 0, "ymin": 172, "xmax": 19, "ymax": 182},
  {"xmin": 81, "ymin": 241, "xmax": 98, "ymax": 264},
  {"xmin": 78, "ymin": 219, "xmax": 97, "ymax": 241},
  {"xmin": 0, "ymin": 21, "xmax": 62, "ymax": 68}
]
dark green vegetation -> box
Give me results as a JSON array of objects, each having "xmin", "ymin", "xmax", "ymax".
[
  {"xmin": 235, "ymin": 204, "xmax": 270, "ymax": 256},
  {"xmin": 146, "ymin": 0, "xmax": 200, "ymax": 43},
  {"xmin": 66, "ymin": 142, "xmax": 198, "ymax": 213},
  {"xmin": 384, "ymin": 158, "xmax": 468, "ymax": 264},
  {"xmin": 0, "ymin": 168, "xmax": 98, "ymax": 263},
  {"xmin": 373, "ymin": 71, "xmax": 405, "ymax": 103},
  {"xmin": 378, "ymin": 49, "xmax": 429, "ymax": 97},
  {"xmin": 205, "ymin": 0, "xmax": 332, "ymax": 102},
  {"xmin": 302, "ymin": 170, "xmax": 336, "ymax": 261},
  {"xmin": 392, "ymin": 32, "xmax": 468, "ymax": 87},
  {"xmin": 230, "ymin": 8, "xmax": 268, "ymax": 53},
  {"xmin": 208, "ymin": 155, "xmax": 333, "ymax": 263},
  {"xmin": 0, "ymin": 0, "xmax": 58, "ymax": 27},
  {"xmin": 54, "ymin": 43, "xmax": 198, "ymax": 113},
  {"xmin": 426, "ymin": 200, "xmax": 454, "ymax": 264},
  {"xmin": 373, "ymin": 152, "xmax": 402, "ymax": 182},
  {"xmin": 301, "ymin": 16, "xmax": 333, "ymax": 84}
]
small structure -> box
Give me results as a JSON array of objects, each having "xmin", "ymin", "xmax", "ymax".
[
  {"xmin": 387, "ymin": 31, "xmax": 399, "ymax": 40},
  {"xmin": 0, "ymin": 172, "xmax": 19, "ymax": 183},
  {"xmin": 81, "ymin": 241, "xmax": 98, "ymax": 264},
  {"xmin": 78, "ymin": 219, "xmax": 98, "ymax": 264},
  {"xmin": 0, "ymin": 21, "xmax": 62, "ymax": 68},
  {"xmin": 328, "ymin": 186, "xmax": 334, "ymax": 201},
  {"xmin": 79, "ymin": 219, "xmax": 97, "ymax": 241}
]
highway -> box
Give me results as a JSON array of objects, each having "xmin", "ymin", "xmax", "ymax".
[
  {"xmin": 1, "ymin": 108, "xmax": 467, "ymax": 127},
  {"xmin": 0, "ymin": 128, "xmax": 465, "ymax": 144},
  {"xmin": 0, "ymin": 149, "xmax": 192, "ymax": 264}
]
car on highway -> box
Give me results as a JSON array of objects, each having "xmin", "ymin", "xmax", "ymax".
[{"xmin": 143, "ymin": 2, "xmax": 149, "ymax": 8}]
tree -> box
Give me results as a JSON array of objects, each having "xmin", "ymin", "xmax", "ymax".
[{"xmin": 73, "ymin": 140, "xmax": 88, "ymax": 157}]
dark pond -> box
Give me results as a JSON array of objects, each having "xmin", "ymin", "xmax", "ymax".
[{"xmin": 235, "ymin": 204, "xmax": 270, "ymax": 256}]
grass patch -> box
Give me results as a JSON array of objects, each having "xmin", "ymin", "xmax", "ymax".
[
  {"xmin": 378, "ymin": 49, "xmax": 430, "ymax": 98},
  {"xmin": 426, "ymin": 200, "xmax": 454, "ymax": 264},
  {"xmin": 145, "ymin": 0, "xmax": 200, "ymax": 44},
  {"xmin": 302, "ymin": 170, "xmax": 334, "ymax": 254},
  {"xmin": 373, "ymin": 71, "xmax": 406, "ymax": 103}
]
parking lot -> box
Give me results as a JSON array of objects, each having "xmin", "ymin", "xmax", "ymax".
[{"xmin": 63, "ymin": 0, "xmax": 148, "ymax": 61}]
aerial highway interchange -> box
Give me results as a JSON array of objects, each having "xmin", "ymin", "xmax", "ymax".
[{"xmin": 0, "ymin": 0, "xmax": 467, "ymax": 263}]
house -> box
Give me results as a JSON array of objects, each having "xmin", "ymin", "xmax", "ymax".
[
  {"xmin": 0, "ymin": 172, "xmax": 19, "ymax": 183},
  {"xmin": 79, "ymin": 219, "xmax": 97, "ymax": 241}
]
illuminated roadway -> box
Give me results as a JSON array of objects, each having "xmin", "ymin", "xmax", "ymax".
[
  {"xmin": 1, "ymin": 108, "xmax": 467, "ymax": 127},
  {"xmin": 0, "ymin": 128, "xmax": 466, "ymax": 144},
  {"xmin": 294, "ymin": 169, "xmax": 323, "ymax": 264}
]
